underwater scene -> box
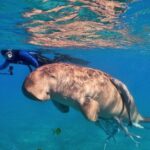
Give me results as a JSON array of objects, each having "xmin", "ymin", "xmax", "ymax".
[{"xmin": 0, "ymin": 0, "xmax": 150, "ymax": 150}]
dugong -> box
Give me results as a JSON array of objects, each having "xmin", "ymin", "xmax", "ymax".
[{"xmin": 22, "ymin": 63, "xmax": 150, "ymax": 144}]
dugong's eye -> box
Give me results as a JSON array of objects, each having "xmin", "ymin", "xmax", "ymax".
[{"xmin": 46, "ymin": 91, "xmax": 50, "ymax": 95}]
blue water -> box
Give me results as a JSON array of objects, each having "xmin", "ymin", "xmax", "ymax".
[{"xmin": 0, "ymin": 0, "xmax": 150, "ymax": 150}]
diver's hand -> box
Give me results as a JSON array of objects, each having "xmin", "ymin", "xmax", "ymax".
[{"xmin": 9, "ymin": 66, "xmax": 14, "ymax": 75}]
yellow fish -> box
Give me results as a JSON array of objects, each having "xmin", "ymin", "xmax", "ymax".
[{"xmin": 52, "ymin": 128, "xmax": 62, "ymax": 136}]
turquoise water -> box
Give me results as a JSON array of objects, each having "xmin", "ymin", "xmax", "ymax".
[{"xmin": 0, "ymin": 0, "xmax": 150, "ymax": 150}]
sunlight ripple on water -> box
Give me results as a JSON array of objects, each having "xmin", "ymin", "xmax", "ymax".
[{"xmin": 23, "ymin": 0, "xmax": 139, "ymax": 48}]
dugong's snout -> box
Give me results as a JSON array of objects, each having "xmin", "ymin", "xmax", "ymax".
[
  {"xmin": 22, "ymin": 83, "xmax": 39, "ymax": 101},
  {"xmin": 22, "ymin": 76, "xmax": 51, "ymax": 101}
]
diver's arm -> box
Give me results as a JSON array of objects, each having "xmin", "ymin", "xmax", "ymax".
[
  {"xmin": 19, "ymin": 51, "xmax": 39, "ymax": 68},
  {"xmin": 9, "ymin": 66, "xmax": 14, "ymax": 75},
  {"xmin": 0, "ymin": 60, "xmax": 9, "ymax": 70}
]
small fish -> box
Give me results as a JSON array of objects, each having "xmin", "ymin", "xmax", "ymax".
[{"xmin": 52, "ymin": 128, "xmax": 62, "ymax": 136}]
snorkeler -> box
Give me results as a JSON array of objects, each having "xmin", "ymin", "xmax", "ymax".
[
  {"xmin": 0, "ymin": 50, "xmax": 38, "ymax": 75},
  {"xmin": 0, "ymin": 49, "xmax": 89, "ymax": 75}
]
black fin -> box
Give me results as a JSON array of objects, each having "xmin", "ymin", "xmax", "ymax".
[{"xmin": 52, "ymin": 101, "xmax": 69, "ymax": 113}]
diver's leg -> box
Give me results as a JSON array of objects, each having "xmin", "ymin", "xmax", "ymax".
[{"xmin": 53, "ymin": 53, "xmax": 89, "ymax": 65}]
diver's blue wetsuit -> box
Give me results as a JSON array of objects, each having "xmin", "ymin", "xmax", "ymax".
[
  {"xmin": 0, "ymin": 50, "xmax": 47, "ymax": 75},
  {"xmin": 0, "ymin": 50, "xmax": 39, "ymax": 68},
  {"xmin": 0, "ymin": 49, "xmax": 89, "ymax": 75}
]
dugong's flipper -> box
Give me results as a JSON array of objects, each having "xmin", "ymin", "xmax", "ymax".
[
  {"xmin": 52, "ymin": 101, "xmax": 70, "ymax": 113},
  {"xmin": 110, "ymin": 77, "xmax": 133, "ymax": 125}
]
